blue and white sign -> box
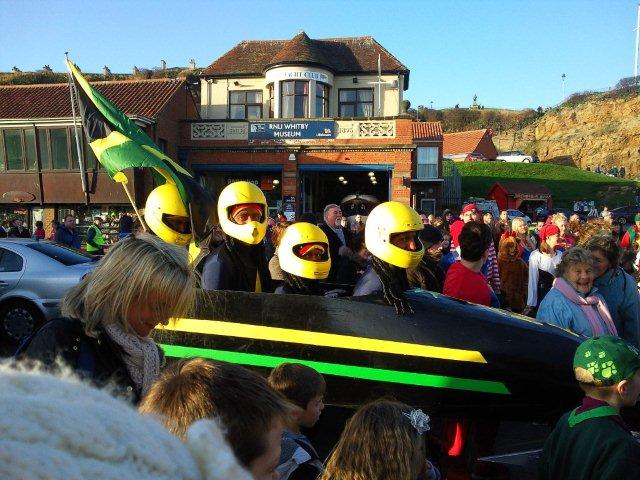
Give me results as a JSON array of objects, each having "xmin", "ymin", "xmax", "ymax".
[{"xmin": 249, "ymin": 121, "xmax": 335, "ymax": 140}]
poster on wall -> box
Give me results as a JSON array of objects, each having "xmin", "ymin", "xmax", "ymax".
[{"xmin": 249, "ymin": 121, "xmax": 335, "ymax": 140}]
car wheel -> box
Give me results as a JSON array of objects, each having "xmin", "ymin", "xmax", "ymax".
[
  {"xmin": 0, "ymin": 300, "xmax": 43, "ymax": 346},
  {"xmin": 523, "ymin": 159, "xmax": 530, "ymax": 163}
]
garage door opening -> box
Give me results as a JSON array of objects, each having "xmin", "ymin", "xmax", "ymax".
[{"xmin": 300, "ymin": 169, "xmax": 390, "ymax": 216}]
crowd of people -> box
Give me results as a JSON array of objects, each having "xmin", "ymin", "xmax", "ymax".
[{"xmin": 5, "ymin": 179, "xmax": 640, "ymax": 479}]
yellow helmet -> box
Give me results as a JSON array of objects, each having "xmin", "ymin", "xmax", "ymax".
[
  {"xmin": 217, "ymin": 181, "xmax": 268, "ymax": 245},
  {"xmin": 278, "ymin": 223, "xmax": 331, "ymax": 280},
  {"xmin": 144, "ymin": 183, "xmax": 192, "ymax": 246},
  {"xmin": 364, "ymin": 201, "xmax": 424, "ymax": 269}
]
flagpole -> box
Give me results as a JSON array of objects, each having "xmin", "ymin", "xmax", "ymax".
[
  {"xmin": 64, "ymin": 53, "xmax": 89, "ymax": 204},
  {"xmin": 113, "ymin": 172, "xmax": 148, "ymax": 232}
]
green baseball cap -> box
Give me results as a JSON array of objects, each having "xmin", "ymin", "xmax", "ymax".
[{"xmin": 574, "ymin": 336, "xmax": 640, "ymax": 386}]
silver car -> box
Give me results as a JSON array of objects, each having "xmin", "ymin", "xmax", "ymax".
[{"xmin": 0, "ymin": 239, "xmax": 97, "ymax": 347}]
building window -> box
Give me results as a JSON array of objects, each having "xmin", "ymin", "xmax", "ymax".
[
  {"xmin": 24, "ymin": 129, "xmax": 37, "ymax": 170},
  {"xmin": 268, "ymin": 84, "xmax": 274, "ymax": 118},
  {"xmin": 4, "ymin": 129, "xmax": 23, "ymax": 170},
  {"xmin": 416, "ymin": 147, "xmax": 438, "ymax": 179},
  {"xmin": 339, "ymin": 88, "xmax": 374, "ymax": 117},
  {"xmin": 50, "ymin": 128, "xmax": 70, "ymax": 170},
  {"xmin": 281, "ymin": 80, "xmax": 308, "ymax": 118},
  {"xmin": 315, "ymin": 83, "xmax": 330, "ymax": 117},
  {"xmin": 37, "ymin": 129, "xmax": 50, "ymax": 169},
  {"xmin": 0, "ymin": 131, "xmax": 5, "ymax": 172},
  {"xmin": 229, "ymin": 90, "xmax": 263, "ymax": 119}
]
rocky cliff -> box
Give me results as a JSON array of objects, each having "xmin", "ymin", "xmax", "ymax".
[{"xmin": 492, "ymin": 88, "xmax": 640, "ymax": 177}]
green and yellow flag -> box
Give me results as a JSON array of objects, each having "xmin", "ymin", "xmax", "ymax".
[{"xmin": 65, "ymin": 59, "xmax": 214, "ymax": 242}]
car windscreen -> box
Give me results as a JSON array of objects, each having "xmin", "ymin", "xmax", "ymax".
[{"xmin": 26, "ymin": 242, "xmax": 95, "ymax": 266}]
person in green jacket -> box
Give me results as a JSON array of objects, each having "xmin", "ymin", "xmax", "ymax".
[
  {"xmin": 86, "ymin": 216, "xmax": 106, "ymax": 255},
  {"xmin": 539, "ymin": 336, "xmax": 640, "ymax": 479}
]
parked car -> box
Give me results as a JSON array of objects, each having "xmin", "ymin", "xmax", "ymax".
[
  {"xmin": 496, "ymin": 151, "xmax": 539, "ymax": 163},
  {"xmin": 506, "ymin": 209, "xmax": 532, "ymax": 224},
  {"xmin": 610, "ymin": 205, "xmax": 640, "ymax": 225},
  {"xmin": 0, "ymin": 239, "xmax": 97, "ymax": 347},
  {"xmin": 464, "ymin": 152, "xmax": 487, "ymax": 162}
]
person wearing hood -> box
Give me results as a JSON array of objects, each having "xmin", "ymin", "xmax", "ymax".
[
  {"xmin": 536, "ymin": 247, "xmax": 617, "ymax": 337},
  {"xmin": 352, "ymin": 202, "xmax": 424, "ymax": 315},
  {"xmin": 201, "ymin": 181, "xmax": 271, "ymax": 292},
  {"xmin": 497, "ymin": 236, "xmax": 528, "ymax": 313},
  {"xmin": 586, "ymin": 233, "xmax": 640, "ymax": 347},
  {"xmin": 274, "ymin": 222, "xmax": 331, "ymax": 295},
  {"xmin": 407, "ymin": 225, "xmax": 446, "ymax": 293}
]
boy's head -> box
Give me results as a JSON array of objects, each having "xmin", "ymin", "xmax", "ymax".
[
  {"xmin": 459, "ymin": 221, "xmax": 492, "ymax": 262},
  {"xmin": 267, "ymin": 363, "xmax": 326, "ymax": 429},
  {"xmin": 574, "ymin": 336, "xmax": 640, "ymax": 407},
  {"xmin": 139, "ymin": 358, "xmax": 289, "ymax": 480}
]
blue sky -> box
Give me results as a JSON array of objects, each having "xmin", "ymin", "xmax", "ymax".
[{"xmin": 0, "ymin": 0, "xmax": 637, "ymax": 109}]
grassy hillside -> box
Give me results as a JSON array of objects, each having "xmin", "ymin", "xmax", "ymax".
[{"xmin": 450, "ymin": 161, "xmax": 638, "ymax": 208}]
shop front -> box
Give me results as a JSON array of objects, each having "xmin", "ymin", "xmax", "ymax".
[
  {"xmin": 299, "ymin": 164, "xmax": 391, "ymax": 216},
  {"xmin": 194, "ymin": 164, "xmax": 283, "ymax": 218}
]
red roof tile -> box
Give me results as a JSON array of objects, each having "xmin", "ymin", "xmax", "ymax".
[
  {"xmin": 0, "ymin": 78, "xmax": 186, "ymax": 120},
  {"xmin": 443, "ymin": 129, "xmax": 492, "ymax": 155},
  {"xmin": 268, "ymin": 31, "xmax": 332, "ymax": 68},
  {"xmin": 412, "ymin": 122, "xmax": 443, "ymax": 141},
  {"xmin": 202, "ymin": 33, "xmax": 409, "ymax": 80}
]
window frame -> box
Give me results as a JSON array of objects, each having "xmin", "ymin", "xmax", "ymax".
[
  {"xmin": 338, "ymin": 88, "xmax": 374, "ymax": 118},
  {"xmin": 280, "ymin": 80, "xmax": 309, "ymax": 119},
  {"xmin": 228, "ymin": 90, "xmax": 263, "ymax": 120},
  {"xmin": 267, "ymin": 83, "xmax": 274, "ymax": 118},
  {"xmin": 315, "ymin": 82, "xmax": 330, "ymax": 118},
  {"xmin": 416, "ymin": 146, "xmax": 439, "ymax": 179}
]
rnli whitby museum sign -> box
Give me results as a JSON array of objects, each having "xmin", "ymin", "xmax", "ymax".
[{"xmin": 249, "ymin": 121, "xmax": 335, "ymax": 140}]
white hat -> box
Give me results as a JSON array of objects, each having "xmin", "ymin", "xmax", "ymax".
[{"xmin": 0, "ymin": 362, "xmax": 252, "ymax": 480}]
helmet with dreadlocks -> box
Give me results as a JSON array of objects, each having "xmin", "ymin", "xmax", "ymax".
[{"xmin": 365, "ymin": 202, "xmax": 424, "ymax": 315}]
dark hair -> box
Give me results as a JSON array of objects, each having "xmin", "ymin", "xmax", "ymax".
[
  {"xmin": 349, "ymin": 233, "xmax": 366, "ymax": 252},
  {"xmin": 139, "ymin": 358, "xmax": 288, "ymax": 467},
  {"xmin": 119, "ymin": 214, "xmax": 134, "ymax": 234},
  {"xmin": 459, "ymin": 221, "xmax": 492, "ymax": 262},
  {"xmin": 35, "ymin": 221, "xmax": 43, "ymax": 228},
  {"xmin": 585, "ymin": 233, "xmax": 621, "ymax": 269},
  {"xmin": 267, "ymin": 363, "xmax": 326, "ymax": 409}
]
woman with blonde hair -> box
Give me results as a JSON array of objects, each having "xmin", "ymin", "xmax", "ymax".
[
  {"xmin": 321, "ymin": 399, "xmax": 440, "ymax": 480},
  {"xmin": 19, "ymin": 233, "xmax": 197, "ymax": 404}
]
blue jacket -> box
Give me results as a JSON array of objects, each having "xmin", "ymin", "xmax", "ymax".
[
  {"xmin": 593, "ymin": 268, "xmax": 640, "ymax": 347},
  {"xmin": 54, "ymin": 226, "xmax": 81, "ymax": 249},
  {"xmin": 536, "ymin": 287, "xmax": 610, "ymax": 337}
]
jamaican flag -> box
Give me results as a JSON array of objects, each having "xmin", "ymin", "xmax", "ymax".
[{"xmin": 65, "ymin": 58, "xmax": 214, "ymax": 243}]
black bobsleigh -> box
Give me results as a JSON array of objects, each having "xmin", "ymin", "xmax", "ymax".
[{"xmin": 154, "ymin": 289, "xmax": 582, "ymax": 422}]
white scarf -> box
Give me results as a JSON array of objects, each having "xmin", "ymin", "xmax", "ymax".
[{"xmin": 104, "ymin": 323, "xmax": 160, "ymax": 397}]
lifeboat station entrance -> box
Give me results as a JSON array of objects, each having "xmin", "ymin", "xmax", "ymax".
[{"xmin": 299, "ymin": 165, "xmax": 392, "ymax": 214}]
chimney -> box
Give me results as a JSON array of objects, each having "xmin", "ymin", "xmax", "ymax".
[
  {"xmin": 189, "ymin": 58, "xmax": 196, "ymax": 70},
  {"xmin": 43, "ymin": 65, "xmax": 52, "ymax": 73},
  {"xmin": 133, "ymin": 66, "xmax": 140, "ymax": 75},
  {"xmin": 11, "ymin": 66, "xmax": 21, "ymax": 73},
  {"xmin": 160, "ymin": 59, "xmax": 166, "ymax": 70},
  {"xmin": 103, "ymin": 65, "xmax": 111, "ymax": 77}
]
